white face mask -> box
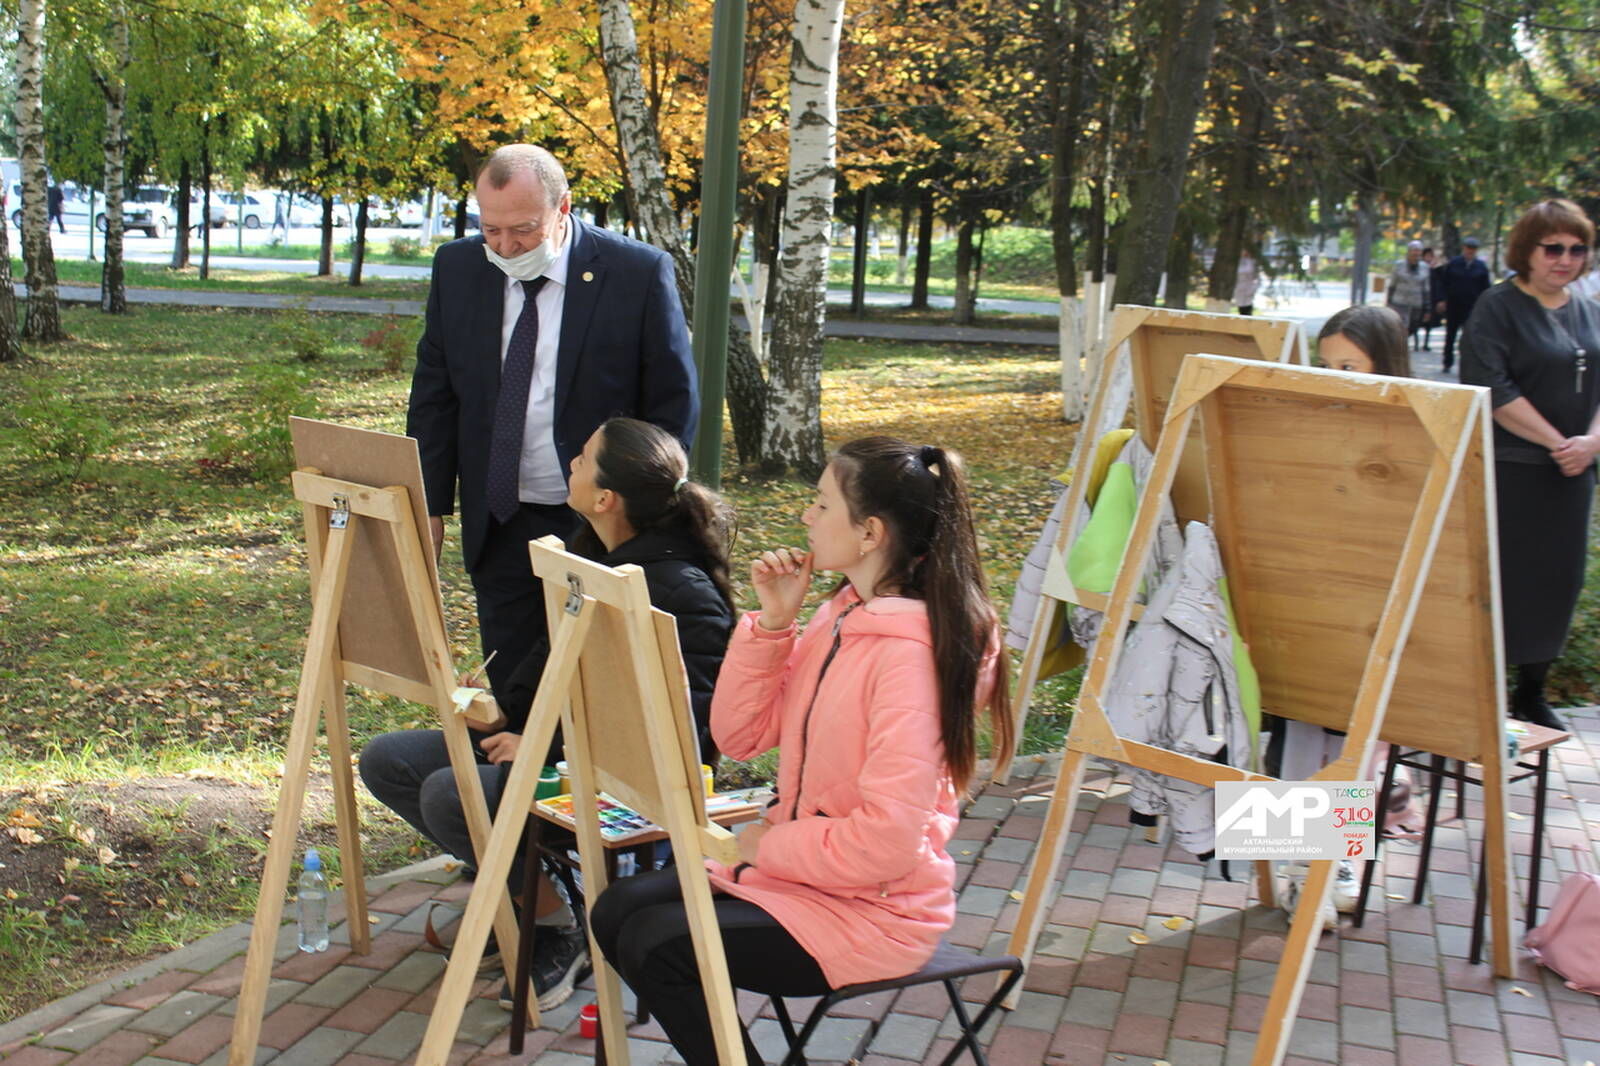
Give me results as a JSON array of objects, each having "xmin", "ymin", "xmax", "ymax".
[{"xmin": 484, "ymin": 223, "xmax": 561, "ymax": 281}]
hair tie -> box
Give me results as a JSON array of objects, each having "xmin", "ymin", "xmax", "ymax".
[
  {"xmin": 918, "ymin": 445, "xmax": 941, "ymax": 472},
  {"xmin": 673, "ymin": 476, "xmax": 688, "ymax": 493}
]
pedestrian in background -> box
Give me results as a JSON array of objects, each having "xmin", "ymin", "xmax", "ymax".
[
  {"xmin": 1387, "ymin": 240, "xmax": 1431, "ymax": 352},
  {"xmin": 47, "ymin": 184, "xmax": 65, "ymax": 234},
  {"xmin": 1233, "ymin": 251, "xmax": 1259, "ymax": 315},
  {"xmin": 1438, "ymin": 237, "xmax": 1492, "ymax": 373}
]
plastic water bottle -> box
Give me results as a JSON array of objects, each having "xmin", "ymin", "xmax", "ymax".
[{"xmin": 297, "ymin": 848, "xmax": 329, "ymax": 953}]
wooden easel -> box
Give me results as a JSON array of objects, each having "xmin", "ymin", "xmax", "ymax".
[
  {"xmin": 228, "ymin": 419, "xmax": 528, "ymax": 1066},
  {"xmin": 415, "ymin": 536, "xmax": 747, "ymax": 1066},
  {"xmin": 1004, "ymin": 356, "xmax": 1512, "ymax": 1066},
  {"xmin": 1003, "ymin": 306, "xmax": 1303, "ymax": 781}
]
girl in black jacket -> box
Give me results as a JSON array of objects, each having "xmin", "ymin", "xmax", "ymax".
[{"xmin": 360, "ymin": 417, "xmax": 735, "ymax": 1009}]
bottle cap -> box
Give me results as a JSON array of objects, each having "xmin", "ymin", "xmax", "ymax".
[{"xmin": 305, "ymin": 847, "xmax": 322, "ymax": 871}]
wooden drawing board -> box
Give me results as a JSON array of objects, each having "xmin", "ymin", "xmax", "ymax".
[
  {"xmin": 415, "ymin": 537, "xmax": 745, "ymax": 1066},
  {"xmin": 229, "ymin": 420, "xmax": 521, "ymax": 1066},
  {"xmin": 1005, "ymin": 356, "xmax": 1512, "ymax": 1066},
  {"xmin": 1005, "ymin": 306, "xmax": 1301, "ymax": 780},
  {"xmin": 288, "ymin": 417, "xmax": 440, "ymax": 697}
]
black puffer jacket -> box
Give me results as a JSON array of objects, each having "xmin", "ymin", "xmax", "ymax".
[{"xmin": 498, "ymin": 527, "xmax": 734, "ymax": 761}]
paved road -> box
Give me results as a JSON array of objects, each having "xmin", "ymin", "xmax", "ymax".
[
  {"xmin": 30, "ymin": 220, "xmax": 1370, "ymax": 329},
  {"xmin": 40, "ymin": 283, "xmax": 1064, "ymax": 347}
]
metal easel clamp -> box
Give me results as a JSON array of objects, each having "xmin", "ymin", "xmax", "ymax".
[
  {"xmin": 329, "ymin": 493, "xmax": 350, "ymax": 529},
  {"xmin": 565, "ymin": 573, "xmax": 584, "ymax": 615}
]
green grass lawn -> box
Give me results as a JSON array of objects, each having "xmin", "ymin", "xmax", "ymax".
[
  {"xmin": 0, "ymin": 306, "xmax": 1080, "ymax": 1021},
  {"xmin": 185, "ymin": 239, "xmax": 438, "ymax": 267}
]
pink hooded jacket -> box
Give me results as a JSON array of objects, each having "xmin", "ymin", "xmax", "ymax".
[{"xmin": 706, "ymin": 586, "xmax": 995, "ymax": 988}]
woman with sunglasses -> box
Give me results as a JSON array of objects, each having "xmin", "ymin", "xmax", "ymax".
[{"xmin": 1461, "ymin": 199, "xmax": 1600, "ymax": 731}]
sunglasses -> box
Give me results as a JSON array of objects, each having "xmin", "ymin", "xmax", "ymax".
[{"xmin": 1538, "ymin": 242, "xmax": 1590, "ymax": 259}]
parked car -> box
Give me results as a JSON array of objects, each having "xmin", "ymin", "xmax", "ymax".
[
  {"xmin": 183, "ymin": 192, "xmax": 229, "ymax": 230},
  {"xmin": 218, "ymin": 191, "xmax": 271, "ymax": 229},
  {"xmin": 283, "ymin": 194, "xmax": 349, "ymax": 228},
  {"xmin": 121, "ymin": 186, "xmax": 178, "ymax": 238}
]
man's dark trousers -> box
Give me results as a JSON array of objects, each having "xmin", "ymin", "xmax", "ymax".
[{"xmin": 471, "ymin": 502, "xmax": 575, "ymax": 697}]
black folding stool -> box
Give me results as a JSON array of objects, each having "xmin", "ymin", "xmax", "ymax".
[{"xmin": 769, "ymin": 942, "xmax": 1025, "ymax": 1066}]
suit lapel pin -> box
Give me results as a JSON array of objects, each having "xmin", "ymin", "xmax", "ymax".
[{"xmin": 582, "ymin": 271, "xmax": 594, "ymax": 283}]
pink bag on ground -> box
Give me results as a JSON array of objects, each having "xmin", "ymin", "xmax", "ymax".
[{"xmin": 1525, "ymin": 847, "xmax": 1600, "ymax": 994}]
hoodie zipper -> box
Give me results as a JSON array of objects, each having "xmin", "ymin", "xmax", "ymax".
[{"xmin": 789, "ymin": 600, "xmax": 863, "ymax": 822}]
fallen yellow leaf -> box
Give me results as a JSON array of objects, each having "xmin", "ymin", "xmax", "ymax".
[
  {"xmin": 6, "ymin": 808, "xmax": 43, "ymax": 829},
  {"xmin": 1162, "ymin": 916, "xmax": 1187, "ymax": 930},
  {"xmin": 1009, "ymin": 890, "xmax": 1024, "ymax": 901},
  {"xmin": 1510, "ymin": 986, "xmax": 1532, "ymax": 997},
  {"xmin": 1129, "ymin": 932, "xmax": 1150, "ymax": 944}
]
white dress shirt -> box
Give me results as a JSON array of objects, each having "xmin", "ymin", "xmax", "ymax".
[{"xmin": 499, "ymin": 219, "xmax": 572, "ymax": 505}]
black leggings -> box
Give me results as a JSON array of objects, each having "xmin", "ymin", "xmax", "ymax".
[{"xmin": 589, "ymin": 868, "xmax": 831, "ymax": 1065}]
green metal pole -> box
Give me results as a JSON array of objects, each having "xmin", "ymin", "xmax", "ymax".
[{"xmin": 688, "ymin": 0, "xmax": 748, "ymax": 488}]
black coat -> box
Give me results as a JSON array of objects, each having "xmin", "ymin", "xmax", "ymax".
[
  {"xmin": 405, "ymin": 217, "xmax": 698, "ymax": 571},
  {"xmin": 497, "ymin": 527, "xmax": 734, "ymax": 763},
  {"xmin": 1439, "ymin": 255, "xmax": 1491, "ymax": 316}
]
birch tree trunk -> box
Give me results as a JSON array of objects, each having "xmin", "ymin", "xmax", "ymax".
[
  {"xmin": 763, "ymin": 0, "xmax": 846, "ymax": 477},
  {"xmin": 15, "ymin": 0, "xmax": 62, "ymax": 342},
  {"xmin": 94, "ymin": 0, "xmax": 129, "ymax": 314},
  {"xmin": 596, "ymin": 0, "xmax": 766, "ymax": 464}
]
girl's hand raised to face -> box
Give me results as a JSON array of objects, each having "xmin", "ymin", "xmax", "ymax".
[{"xmin": 751, "ymin": 548, "xmax": 813, "ymax": 632}]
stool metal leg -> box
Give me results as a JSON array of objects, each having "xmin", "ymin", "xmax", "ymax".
[
  {"xmin": 778, "ymin": 994, "xmax": 834, "ymax": 1066},
  {"xmin": 1470, "ymin": 838, "xmax": 1489, "ymax": 965},
  {"xmin": 1413, "ymin": 753, "xmax": 1448, "ymax": 905},
  {"xmin": 935, "ymin": 968, "xmax": 1024, "ymax": 1066},
  {"xmin": 1528, "ymin": 748, "xmax": 1552, "ymax": 929},
  {"xmin": 1455, "ymin": 759, "xmax": 1467, "ymax": 821},
  {"xmin": 939, "ymin": 978, "xmax": 992, "ymax": 1066},
  {"xmin": 1355, "ymin": 745, "xmax": 1404, "ymax": 927}
]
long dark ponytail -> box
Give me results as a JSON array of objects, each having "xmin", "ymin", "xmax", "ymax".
[
  {"xmin": 830, "ymin": 437, "xmax": 1014, "ymax": 791},
  {"xmin": 567, "ymin": 417, "xmax": 736, "ymax": 614}
]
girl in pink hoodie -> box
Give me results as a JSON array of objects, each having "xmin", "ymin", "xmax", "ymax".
[{"xmin": 590, "ymin": 436, "xmax": 1015, "ymax": 1065}]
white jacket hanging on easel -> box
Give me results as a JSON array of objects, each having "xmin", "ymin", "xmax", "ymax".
[{"xmin": 1100, "ymin": 521, "xmax": 1254, "ymax": 858}]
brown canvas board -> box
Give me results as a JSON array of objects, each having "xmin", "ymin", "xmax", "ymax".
[{"xmin": 290, "ymin": 417, "xmax": 441, "ymax": 687}]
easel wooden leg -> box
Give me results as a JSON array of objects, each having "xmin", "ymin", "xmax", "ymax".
[
  {"xmin": 413, "ymin": 602, "xmax": 592, "ymax": 1066},
  {"xmin": 1478, "ymin": 730, "xmax": 1515, "ymax": 976},
  {"xmin": 321, "ymin": 668, "xmax": 370, "ymax": 954},
  {"xmin": 1002, "ymin": 746, "xmax": 1088, "ymax": 1010},
  {"xmin": 1254, "ymin": 860, "xmax": 1277, "ymax": 910},
  {"xmin": 383, "ymin": 513, "xmax": 530, "ymax": 1022},
  {"xmin": 566, "ymin": 700, "xmax": 634, "ymax": 1066},
  {"xmin": 228, "ymin": 523, "xmax": 355, "ymax": 1066},
  {"xmin": 995, "ymin": 598, "xmax": 1055, "ymax": 786},
  {"xmin": 1250, "ymin": 860, "xmax": 1334, "ymax": 1066}
]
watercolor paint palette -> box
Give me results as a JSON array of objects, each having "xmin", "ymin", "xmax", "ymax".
[{"xmin": 536, "ymin": 788, "xmax": 771, "ymax": 843}]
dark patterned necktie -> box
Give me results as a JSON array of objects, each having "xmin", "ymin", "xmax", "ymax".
[{"xmin": 485, "ymin": 275, "xmax": 550, "ymax": 524}]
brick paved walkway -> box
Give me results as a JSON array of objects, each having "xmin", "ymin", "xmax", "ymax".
[{"xmin": 3, "ymin": 707, "xmax": 1598, "ymax": 1066}]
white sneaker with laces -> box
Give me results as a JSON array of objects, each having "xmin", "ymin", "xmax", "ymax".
[
  {"xmin": 1332, "ymin": 859, "xmax": 1362, "ymax": 914},
  {"xmin": 1278, "ymin": 863, "xmax": 1337, "ymax": 932}
]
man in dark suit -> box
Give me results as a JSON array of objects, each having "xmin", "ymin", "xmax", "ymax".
[
  {"xmin": 1436, "ymin": 236, "xmax": 1492, "ymax": 374},
  {"xmin": 407, "ymin": 144, "xmax": 697, "ymax": 697}
]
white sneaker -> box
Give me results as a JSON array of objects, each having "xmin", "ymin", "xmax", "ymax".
[
  {"xmin": 1332, "ymin": 860, "xmax": 1362, "ymax": 914},
  {"xmin": 1279, "ymin": 864, "xmax": 1337, "ymax": 932}
]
